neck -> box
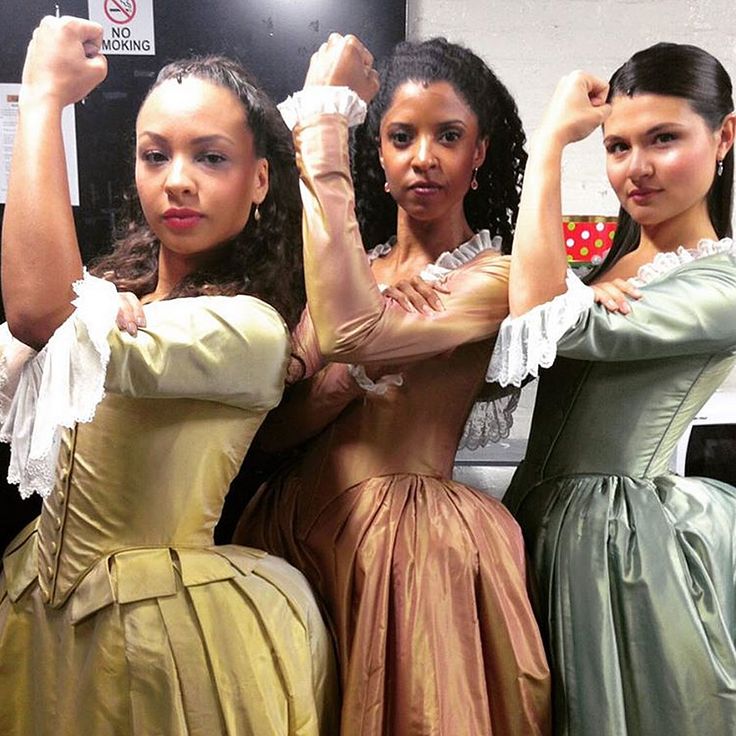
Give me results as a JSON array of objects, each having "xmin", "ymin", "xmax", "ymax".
[
  {"xmin": 394, "ymin": 209, "xmax": 475, "ymax": 264},
  {"xmin": 637, "ymin": 202, "xmax": 718, "ymax": 255},
  {"xmin": 145, "ymin": 248, "xmax": 212, "ymax": 302}
]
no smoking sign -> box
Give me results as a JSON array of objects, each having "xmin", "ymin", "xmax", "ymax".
[
  {"xmin": 104, "ymin": 0, "xmax": 137, "ymax": 25},
  {"xmin": 88, "ymin": 0, "xmax": 155, "ymax": 55}
]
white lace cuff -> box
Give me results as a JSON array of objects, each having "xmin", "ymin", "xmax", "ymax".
[
  {"xmin": 278, "ymin": 87, "xmax": 367, "ymax": 130},
  {"xmin": 348, "ymin": 364, "xmax": 403, "ymax": 396},
  {"xmin": 487, "ymin": 269, "xmax": 595, "ymax": 387},
  {"xmin": 457, "ymin": 390, "xmax": 520, "ymax": 450},
  {"xmin": 0, "ymin": 272, "xmax": 119, "ymax": 498}
]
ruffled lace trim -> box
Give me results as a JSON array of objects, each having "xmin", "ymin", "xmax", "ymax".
[
  {"xmin": 457, "ymin": 389, "xmax": 520, "ymax": 450},
  {"xmin": 366, "ymin": 230, "xmax": 501, "ymax": 276},
  {"xmin": 347, "ymin": 363, "xmax": 404, "ymax": 395},
  {"xmin": 366, "ymin": 230, "xmax": 517, "ymax": 446},
  {"xmin": 487, "ymin": 237, "xmax": 736, "ymax": 389},
  {"xmin": 488, "ymin": 269, "xmax": 595, "ymax": 388},
  {"xmin": 0, "ymin": 272, "xmax": 119, "ymax": 498},
  {"xmin": 278, "ymin": 87, "xmax": 367, "ymax": 130},
  {"xmin": 630, "ymin": 237, "xmax": 735, "ymax": 286}
]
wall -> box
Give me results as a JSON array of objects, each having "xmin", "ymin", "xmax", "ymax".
[{"xmin": 408, "ymin": 0, "xmax": 736, "ymax": 224}]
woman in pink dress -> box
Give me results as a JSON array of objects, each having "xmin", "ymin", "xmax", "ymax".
[{"xmin": 236, "ymin": 35, "xmax": 551, "ymax": 735}]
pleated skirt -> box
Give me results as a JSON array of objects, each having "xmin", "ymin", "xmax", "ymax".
[
  {"xmin": 0, "ymin": 524, "xmax": 339, "ymax": 736},
  {"xmin": 237, "ymin": 470, "xmax": 551, "ymax": 736}
]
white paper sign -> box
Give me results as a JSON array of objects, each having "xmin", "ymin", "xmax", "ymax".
[
  {"xmin": 88, "ymin": 0, "xmax": 156, "ymax": 56},
  {"xmin": 0, "ymin": 84, "xmax": 79, "ymax": 206}
]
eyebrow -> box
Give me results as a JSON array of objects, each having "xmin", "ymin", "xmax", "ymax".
[
  {"xmin": 603, "ymin": 121, "xmax": 687, "ymax": 144},
  {"xmin": 385, "ymin": 119, "xmax": 468, "ymax": 128},
  {"xmin": 137, "ymin": 131, "xmax": 236, "ymax": 146}
]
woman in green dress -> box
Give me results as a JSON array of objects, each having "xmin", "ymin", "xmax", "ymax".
[{"xmin": 487, "ymin": 43, "xmax": 736, "ymax": 735}]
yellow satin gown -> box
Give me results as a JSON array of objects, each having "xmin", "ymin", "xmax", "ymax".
[{"xmin": 0, "ymin": 291, "xmax": 338, "ymax": 735}]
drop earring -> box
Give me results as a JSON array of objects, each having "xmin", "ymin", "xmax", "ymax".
[
  {"xmin": 384, "ymin": 181, "xmax": 391, "ymax": 193},
  {"xmin": 717, "ymin": 159, "xmax": 724, "ymax": 177},
  {"xmin": 470, "ymin": 168, "xmax": 479, "ymax": 191},
  {"xmin": 253, "ymin": 204, "xmax": 261, "ymax": 222}
]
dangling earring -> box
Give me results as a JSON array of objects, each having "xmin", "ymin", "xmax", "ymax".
[
  {"xmin": 253, "ymin": 204, "xmax": 261, "ymax": 222},
  {"xmin": 470, "ymin": 168, "xmax": 479, "ymax": 191},
  {"xmin": 384, "ymin": 181, "xmax": 391, "ymax": 193},
  {"xmin": 717, "ymin": 159, "xmax": 724, "ymax": 177}
]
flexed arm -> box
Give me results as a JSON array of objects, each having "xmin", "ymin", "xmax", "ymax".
[
  {"xmin": 509, "ymin": 72, "xmax": 611, "ymax": 316},
  {"xmin": 293, "ymin": 35, "xmax": 511, "ymax": 365},
  {"xmin": 1, "ymin": 16, "xmax": 107, "ymax": 348}
]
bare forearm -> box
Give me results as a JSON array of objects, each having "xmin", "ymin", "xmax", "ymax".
[
  {"xmin": 509, "ymin": 71, "xmax": 611, "ymax": 317},
  {"xmin": 508, "ymin": 134, "xmax": 567, "ymax": 316},
  {"xmin": 2, "ymin": 98, "xmax": 82, "ymax": 347}
]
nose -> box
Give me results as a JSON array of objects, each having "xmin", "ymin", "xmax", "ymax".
[
  {"xmin": 411, "ymin": 136, "xmax": 437, "ymax": 171},
  {"xmin": 627, "ymin": 146, "xmax": 653, "ymax": 181},
  {"xmin": 164, "ymin": 156, "xmax": 195, "ymax": 197}
]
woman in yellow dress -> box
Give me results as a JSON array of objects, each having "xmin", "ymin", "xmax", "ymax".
[
  {"xmin": 0, "ymin": 16, "xmax": 336, "ymax": 735},
  {"xmin": 237, "ymin": 35, "xmax": 551, "ymax": 735}
]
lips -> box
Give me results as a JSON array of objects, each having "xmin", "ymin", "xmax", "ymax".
[
  {"xmin": 628, "ymin": 187, "xmax": 661, "ymax": 204},
  {"xmin": 163, "ymin": 208, "xmax": 203, "ymax": 231},
  {"xmin": 408, "ymin": 181, "xmax": 442, "ymax": 196}
]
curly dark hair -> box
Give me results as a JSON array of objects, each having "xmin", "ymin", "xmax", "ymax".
[
  {"xmin": 351, "ymin": 37, "xmax": 527, "ymax": 253},
  {"xmin": 89, "ymin": 55, "xmax": 305, "ymax": 329}
]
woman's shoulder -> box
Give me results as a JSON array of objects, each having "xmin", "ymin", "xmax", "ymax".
[
  {"xmin": 632, "ymin": 237, "xmax": 736, "ymax": 287},
  {"xmin": 146, "ymin": 293, "xmax": 290, "ymax": 341}
]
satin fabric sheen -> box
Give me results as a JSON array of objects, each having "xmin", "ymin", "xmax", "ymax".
[
  {"xmin": 236, "ymin": 115, "xmax": 551, "ymax": 735},
  {"xmin": 505, "ymin": 252, "xmax": 736, "ymax": 735},
  {"xmin": 0, "ymin": 296, "xmax": 338, "ymax": 735}
]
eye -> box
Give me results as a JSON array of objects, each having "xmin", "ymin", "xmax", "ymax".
[
  {"xmin": 653, "ymin": 132, "xmax": 677, "ymax": 145},
  {"xmin": 605, "ymin": 140, "xmax": 629, "ymax": 155},
  {"xmin": 140, "ymin": 149, "xmax": 168, "ymax": 164},
  {"xmin": 388, "ymin": 130, "xmax": 412, "ymax": 147},
  {"xmin": 198, "ymin": 152, "xmax": 228, "ymax": 166},
  {"xmin": 439, "ymin": 129, "xmax": 462, "ymax": 144}
]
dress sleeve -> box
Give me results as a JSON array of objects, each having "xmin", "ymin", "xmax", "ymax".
[
  {"xmin": 488, "ymin": 251, "xmax": 736, "ymax": 387},
  {"xmin": 556, "ymin": 252, "xmax": 736, "ymax": 361},
  {"xmin": 106, "ymin": 293, "xmax": 290, "ymax": 411},
  {"xmin": 294, "ymin": 114, "xmax": 511, "ymax": 365},
  {"xmin": 0, "ymin": 273, "xmax": 289, "ymax": 498}
]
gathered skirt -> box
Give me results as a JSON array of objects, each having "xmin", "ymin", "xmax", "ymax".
[
  {"xmin": 508, "ymin": 472, "xmax": 736, "ymax": 736},
  {"xmin": 237, "ymin": 469, "xmax": 551, "ymax": 736}
]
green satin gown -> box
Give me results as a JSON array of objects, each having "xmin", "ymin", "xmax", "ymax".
[{"xmin": 504, "ymin": 246, "xmax": 736, "ymax": 735}]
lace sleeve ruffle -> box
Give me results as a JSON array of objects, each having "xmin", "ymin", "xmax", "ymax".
[
  {"xmin": 487, "ymin": 269, "xmax": 595, "ymax": 388},
  {"xmin": 457, "ymin": 388, "xmax": 520, "ymax": 451},
  {"xmin": 278, "ymin": 87, "xmax": 367, "ymax": 130},
  {"xmin": 0, "ymin": 272, "xmax": 119, "ymax": 498}
]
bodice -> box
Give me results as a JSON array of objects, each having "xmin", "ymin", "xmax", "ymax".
[
  {"xmin": 516, "ymin": 351, "xmax": 735, "ymax": 484},
  {"xmin": 35, "ymin": 393, "xmax": 266, "ymax": 608}
]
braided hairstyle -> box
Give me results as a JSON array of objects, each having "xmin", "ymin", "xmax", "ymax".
[
  {"xmin": 352, "ymin": 37, "xmax": 527, "ymax": 253},
  {"xmin": 90, "ymin": 55, "xmax": 305, "ymax": 329}
]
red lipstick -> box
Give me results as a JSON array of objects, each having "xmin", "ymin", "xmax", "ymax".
[{"xmin": 163, "ymin": 208, "xmax": 203, "ymax": 231}]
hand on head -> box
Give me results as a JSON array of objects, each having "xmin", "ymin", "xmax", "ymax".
[
  {"xmin": 537, "ymin": 70, "xmax": 611, "ymax": 148},
  {"xmin": 21, "ymin": 15, "xmax": 107, "ymax": 108},
  {"xmin": 305, "ymin": 33, "xmax": 379, "ymax": 103}
]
